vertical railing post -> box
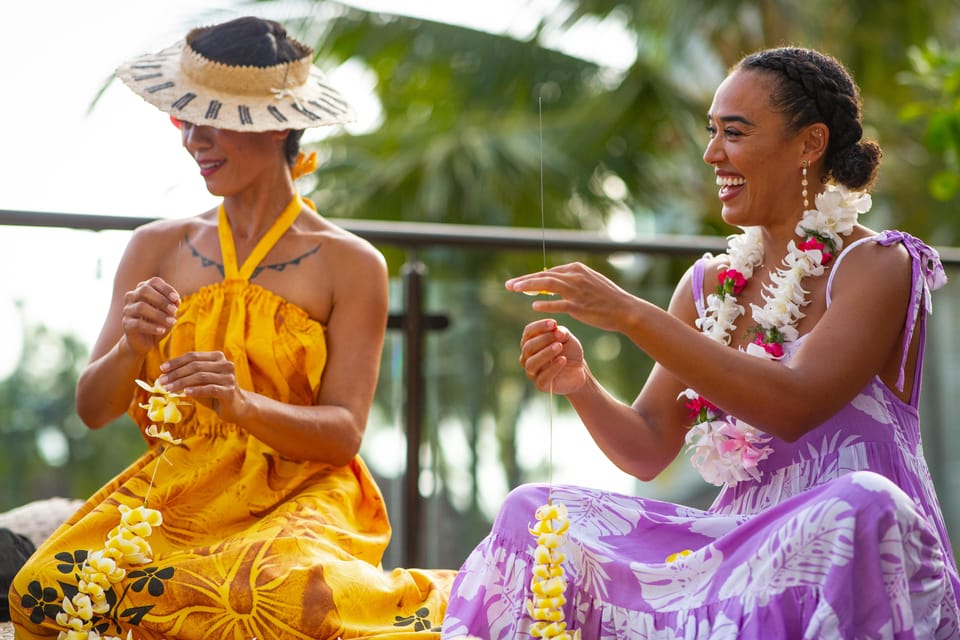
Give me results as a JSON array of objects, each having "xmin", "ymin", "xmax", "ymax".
[{"xmin": 400, "ymin": 258, "xmax": 426, "ymax": 568}]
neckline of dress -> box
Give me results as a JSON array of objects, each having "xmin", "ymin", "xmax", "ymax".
[{"xmin": 217, "ymin": 194, "xmax": 304, "ymax": 282}]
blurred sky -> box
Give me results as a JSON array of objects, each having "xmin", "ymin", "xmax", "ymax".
[{"xmin": 1, "ymin": 0, "xmax": 634, "ymax": 216}]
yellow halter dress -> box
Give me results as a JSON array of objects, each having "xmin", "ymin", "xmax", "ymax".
[{"xmin": 11, "ymin": 197, "xmax": 455, "ymax": 639}]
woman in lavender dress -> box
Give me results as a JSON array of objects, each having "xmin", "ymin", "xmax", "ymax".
[{"xmin": 442, "ymin": 48, "xmax": 960, "ymax": 638}]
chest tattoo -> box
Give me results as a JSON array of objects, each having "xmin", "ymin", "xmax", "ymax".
[{"xmin": 184, "ymin": 235, "xmax": 322, "ymax": 281}]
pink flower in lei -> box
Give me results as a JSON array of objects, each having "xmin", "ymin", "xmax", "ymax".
[
  {"xmin": 685, "ymin": 415, "xmax": 774, "ymax": 485},
  {"xmin": 683, "ymin": 184, "xmax": 868, "ymax": 486}
]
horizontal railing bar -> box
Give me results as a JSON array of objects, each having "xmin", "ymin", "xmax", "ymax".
[
  {"xmin": 4, "ymin": 209, "xmax": 960, "ymax": 263},
  {"xmin": 0, "ymin": 209, "xmax": 720, "ymax": 257}
]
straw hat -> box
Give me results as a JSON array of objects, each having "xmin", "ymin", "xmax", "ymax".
[{"xmin": 115, "ymin": 25, "xmax": 356, "ymax": 132}]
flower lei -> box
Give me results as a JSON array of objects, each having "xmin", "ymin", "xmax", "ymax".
[
  {"xmin": 683, "ymin": 184, "xmax": 871, "ymax": 486},
  {"xmin": 54, "ymin": 379, "xmax": 187, "ymax": 640},
  {"xmin": 526, "ymin": 501, "xmax": 579, "ymax": 639}
]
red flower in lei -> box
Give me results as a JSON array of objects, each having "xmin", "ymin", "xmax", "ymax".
[
  {"xmin": 717, "ymin": 268, "xmax": 748, "ymax": 296},
  {"xmin": 684, "ymin": 395, "xmax": 720, "ymax": 422},
  {"xmin": 796, "ymin": 236, "xmax": 834, "ymax": 265},
  {"xmin": 752, "ymin": 332, "xmax": 784, "ymax": 358}
]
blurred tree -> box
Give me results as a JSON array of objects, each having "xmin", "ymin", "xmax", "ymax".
[
  {"xmin": 899, "ymin": 41, "xmax": 960, "ymax": 208},
  {"xmin": 0, "ymin": 312, "xmax": 145, "ymax": 511}
]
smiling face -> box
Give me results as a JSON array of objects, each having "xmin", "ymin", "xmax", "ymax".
[
  {"xmin": 179, "ymin": 122, "xmax": 289, "ymax": 197},
  {"xmin": 703, "ymin": 69, "xmax": 809, "ymax": 232}
]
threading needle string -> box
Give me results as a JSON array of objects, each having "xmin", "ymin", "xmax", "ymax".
[
  {"xmin": 538, "ymin": 95, "xmax": 555, "ymax": 501},
  {"xmin": 539, "ymin": 95, "xmax": 547, "ymax": 273},
  {"xmin": 171, "ymin": 238, "xmax": 182, "ymax": 330}
]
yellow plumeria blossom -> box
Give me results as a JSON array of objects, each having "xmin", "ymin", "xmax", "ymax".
[
  {"xmin": 58, "ymin": 630, "xmax": 133, "ymax": 640},
  {"xmin": 135, "ymin": 378, "xmax": 189, "ymax": 425},
  {"xmin": 119, "ymin": 504, "xmax": 163, "ymax": 532},
  {"xmin": 53, "ymin": 380, "xmax": 173, "ymax": 639},
  {"xmin": 526, "ymin": 501, "xmax": 580, "ymax": 640},
  {"xmin": 144, "ymin": 424, "xmax": 182, "ymax": 446},
  {"xmin": 55, "ymin": 505, "xmax": 163, "ymax": 639},
  {"xmin": 56, "ymin": 593, "xmax": 93, "ymax": 631}
]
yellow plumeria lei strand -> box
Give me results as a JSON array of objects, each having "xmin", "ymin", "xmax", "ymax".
[
  {"xmin": 55, "ymin": 379, "xmax": 186, "ymax": 640},
  {"xmin": 526, "ymin": 501, "xmax": 580, "ymax": 639}
]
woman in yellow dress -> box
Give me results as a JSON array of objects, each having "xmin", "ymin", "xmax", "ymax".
[{"xmin": 10, "ymin": 16, "xmax": 454, "ymax": 640}]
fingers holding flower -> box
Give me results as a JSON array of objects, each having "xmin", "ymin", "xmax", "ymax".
[{"xmin": 157, "ymin": 351, "xmax": 245, "ymax": 421}]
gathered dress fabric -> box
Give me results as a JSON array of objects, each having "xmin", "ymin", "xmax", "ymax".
[
  {"xmin": 441, "ymin": 231, "xmax": 960, "ymax": 639},
  {"xmin": 10, "ymin": 203, "xmax": 455, "ymax": 639}
]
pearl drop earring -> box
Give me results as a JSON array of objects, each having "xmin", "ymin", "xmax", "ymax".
[{"xmin": 801, "ymin": 160, "xmax": 809, "ymax": 210}]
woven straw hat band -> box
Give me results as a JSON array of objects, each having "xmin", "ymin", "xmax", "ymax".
[{"xmin": 179, "ymin": 45, "xmax": 313, "ymax": 97}]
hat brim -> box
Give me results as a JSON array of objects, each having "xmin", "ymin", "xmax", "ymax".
[{"xmin": 115, "ymin": 41, "xmax": 356, "ymax": 132}]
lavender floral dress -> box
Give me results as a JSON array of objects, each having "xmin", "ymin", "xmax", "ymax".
[{"xmin": 442, "ymin": 231, "xmax": 960, "ymax": 639}]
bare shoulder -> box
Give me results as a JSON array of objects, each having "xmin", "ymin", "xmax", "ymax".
[
  {"xmin": 834, "ymin": 228, "xmax": 911, "ymax": 278},
  {"xmin": 667, "ymin": 253, "xmax": 718, "ymax": 320},
  {"xmin": 288, "ymin": 213, "xmax": 388, "ymax": 323},
  {"xmin": 676, "ymin": 252, "xmax": 727, "ymax": 294},
  {"xmin": 126, "ymin": 211, "xmax": 214, "ymax": 251},
  {"xmin": 119, "ymin": 211, "xmax": 216, "ymax": 281},
  {"xmin": 298, "ymin": 213, "xmax": 387, "ymax": 277},
  {"xmin": 829, "ymin": 227, "xmax": 912, "ymax": 301}
]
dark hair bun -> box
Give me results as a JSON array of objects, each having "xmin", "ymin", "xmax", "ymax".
[{"xmin": 737, "ymin": 47, "xmax": 882, "ymax": 190}]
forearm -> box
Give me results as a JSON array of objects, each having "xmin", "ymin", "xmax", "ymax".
[
  {"xmin": 566, "ymin": 368, "xmax": 681, "ymax": 481},
  {"xmin": 75, "ymin": 337, "xmax": 147, "ymax": 429},
  {"xmin": 619, "ymin": 299, "xmax": 829, "ymax": 441},
  {"xmin": 229, "ymin": 390, "xmax": 364, "ymax": 465}
]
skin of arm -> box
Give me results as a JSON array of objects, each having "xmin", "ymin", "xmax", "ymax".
[
  {"xmin": 156, "ymin": 234, "xmax": 389, "ymax": 466},
  {"xmin": 516, "ymin": 268, "xmax": 700, "ymax": 481},
  {"xmin": 509, "ymin": 237, "xmax": 913, "ymax": 479},
  {"xmin": 75, "ymin": 222, "xmax": 181, "ymax": 429}
]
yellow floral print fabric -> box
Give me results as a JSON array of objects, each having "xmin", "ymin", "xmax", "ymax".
[{"xmin": 10, "ymin": 203, "xmax": 454, "ymax": 639}]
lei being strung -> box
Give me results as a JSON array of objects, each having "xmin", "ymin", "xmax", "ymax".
[
  {"xmin": 52, "ymin": 379, "xmax": 187, "ymax": 640},
  {"xmin": 682, "ymin": 183, "xmax": 871, "ymax": 487}
]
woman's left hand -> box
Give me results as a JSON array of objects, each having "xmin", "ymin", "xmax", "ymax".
[
  {"xmin": 505, "ymin": 262, "xmax": 638, "ymax": 333},
  {"xmin": 157, "ymin": 351, "xmax": 246, "ymax": 422}
]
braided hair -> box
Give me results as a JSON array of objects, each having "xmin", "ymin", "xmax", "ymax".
[{"xmin": 736, "ymin": 47, "xmax": 882, "ymax": 190}]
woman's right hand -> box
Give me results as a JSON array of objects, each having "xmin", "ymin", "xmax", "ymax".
[
  {"xmin": 519, "ymin": 318, "xmax": 586, "ymax": 395},
  {"xmin": 121, "ymin": 276, "xmax": 180, "ymax": 356}
]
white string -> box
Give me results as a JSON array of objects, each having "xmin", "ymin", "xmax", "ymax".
[
  {"xmin": 539, "ymin": 95, "xmax": 547, "ymax": 273},
  {"xmin": 538, "ymin": 94, "xmax": 555, "ymax": 500}
]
